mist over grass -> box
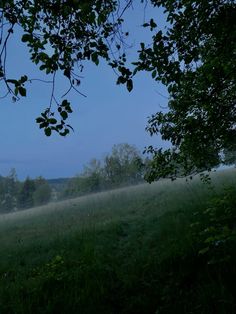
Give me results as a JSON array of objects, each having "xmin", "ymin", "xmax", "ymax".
[{"xmin": 0, "ymin": 169, "xmax": 236, "ymax": 313}]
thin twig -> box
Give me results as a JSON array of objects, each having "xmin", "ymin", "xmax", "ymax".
[
  {"xmin": 0, "ymin": 23, "xmax": 14, "ymax": 58},
  {"xmin": 61, "ymin": 83, "xmax": 73, "ymax": 98},
  {"xmin": 72, "ymin": 85, "xmax": 87, "ymax": 98},
  {"xmin": 28, "ymin": 78, "xmax": 53, "ymax": 84},
  {"xmin": 49, "ymin": 71, "xmax": 56, "ymax": 111}
]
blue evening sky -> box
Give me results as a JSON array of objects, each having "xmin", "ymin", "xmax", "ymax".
[{"xmin": 0, "ymin": 2, "xmax": 168, "ymax": 180}]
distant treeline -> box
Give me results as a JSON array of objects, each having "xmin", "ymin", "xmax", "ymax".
[
  {"xmin": 3, "ymin": 142, "xmax": 233, "ymax": 214},
  {"xmin": 61, "ymin": 143, "xmax": 147, "ymax": 199},
  {"xmin": 0, "ymin": 170, "xmax": 51, "ymax": 213},
  {"xmin": 0, "ymin": 144, "xmax": 148, "ymax": 213}
]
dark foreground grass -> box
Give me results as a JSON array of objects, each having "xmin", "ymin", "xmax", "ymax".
[{"xmin": 0, "ymin": 170, "xmax": 236, "ymax": 313}]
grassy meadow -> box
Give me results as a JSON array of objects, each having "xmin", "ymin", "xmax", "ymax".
[{"xmin": 0, "ymin": 169, "xmax": 236, "ymax": 313}]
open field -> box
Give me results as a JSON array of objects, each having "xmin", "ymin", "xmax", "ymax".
[{"xmin": 0, "ymin": 169, "xmax": 236, "ymax": 313}]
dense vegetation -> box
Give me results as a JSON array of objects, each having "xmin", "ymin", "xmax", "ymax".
[
  {"xmin": 62, "ymin": 143, "xmax": 145, "ymax": 198},
  {"xmin": 0, "ymin": 143, "xmax": 145, "ymax": 212},
  {"xmin": 0, "ymin": 169, "xmax": 235, "ymax": 313},
  {"xmin": 0, "ymin": 170, "xmax": 51, "ymax": 213},
  {"xmin": 137, "ymin": 0, "xmax": 236, "ymax": 180}
]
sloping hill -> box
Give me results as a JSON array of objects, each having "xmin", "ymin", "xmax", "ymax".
[{"xmin": 0, "ymin": 169, "xmax": 236, "ymax": 313}]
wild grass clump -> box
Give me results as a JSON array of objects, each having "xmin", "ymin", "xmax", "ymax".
[{"xmin": 0, "ymin": 169, "xmax": 235, "ymax": 313}]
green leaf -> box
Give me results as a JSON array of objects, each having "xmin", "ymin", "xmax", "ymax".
[
  {"xmin": 60, "ymin": 111, "xmax": 68, "ymax": 120},
  {"xmin": 152, "ymin": 70, "xmax": 157, "ymax": 78},
  {"xmin": 39, "ymin": 65, "xmax": 46, "ymax": 71},
  {"xmin": 21, "ymin": 34, "xmax": 32, "ymax": 42},
  {"xmin": 36, "ymin": 117, "xmax": 45, "ymax": 123},
  {"xmin": 20, "ymin": 75, "xmax": 28, "ymax": 83},
  {"xmin": 117, "ymin": 76, "xmax": 126, "ymax": 84},
  {"xmin": 150, "ymin": 18, "xmax": 157, "ymax": 29},
  {"xmin": 19, "ymin": 87, "xmax": 26, "ymax": 97},
  {"xmin": 6, "ymin": 79, "xmax": 18, "ymax": 85},
  {"xmin": 61, "ymin": 100, "xmax": 69, "ymax": 107},
  {"xmin": 133, "ymin": 68, "xmax": 138, "ymax": 76},
  {"xmin": 44, "ymin": 127, "xmax": 52, "ymax": 136},
  {"xmin": 91, "ymin": 52, "xmax": 99, "ymax": 66},
  {"xmin": 63, "ymin": 68, "xmax": 71, "ymax": 79},
  {"xmin": 66, "ymin": 105, "xmax": 73, "ymax": 113},
  {"xmin": 126, "ymin": 79, "xmax": 133, "ymax": 92},
  {"xmin": 140, "ymin": 42, "xmax": 145, "ymax": 50},
  {"xmin": 56, "ymin": 124, "xmax": 63, "ymax": 131},
  {"xmin": 39, "ymin": 122, "xmax": 49, "ymax": 129},
  {"xmin": 49, "ymin": 118, "xmax": 57, "ymax": 124}
]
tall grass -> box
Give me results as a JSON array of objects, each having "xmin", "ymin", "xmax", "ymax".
[{"xmin": 0, "ymin": 169, "xmax": 235, "ymax": 313}]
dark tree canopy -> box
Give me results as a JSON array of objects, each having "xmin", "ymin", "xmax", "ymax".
[
  {"xmin": 1, "ymin": 0, "xmax": 236, "ymax": 181},
  {"xmin": 134, "ymin": 0, "xmax": 236, "ymax": 180}
]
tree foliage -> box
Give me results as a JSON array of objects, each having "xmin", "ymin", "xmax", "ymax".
[
  {"xmin": 0, "ymin": 171, "xmax": 52, "ymax": 212},
  {"xmin": 0, "ymin": 168, "xmax": 19, "ymax": 212},
  {"xmin": 33, "ymin": 176, "xmax": 52, "ymax": 205},
  {"xmin": 133, "ymin": 0, "xmax": 236, "ymax": 180},
  {"xmin": 104, "ymin": 143, "xmax": 144, "ymax": 185},
  {"xmin": 17, "ymin": 176, "xmax": 36, "ymax": 209},
  {"xmin": 63, "ymin": 143, "xmax": 145, "ymax": 197},
  {"xmin": 0, "ymin": 0, "xmax": 132, "ymax": 135}
]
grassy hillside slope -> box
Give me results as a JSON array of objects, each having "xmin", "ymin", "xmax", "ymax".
[{"xmin": 0, "ymin": 170, "xmax": 236, "ymax": 313}]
